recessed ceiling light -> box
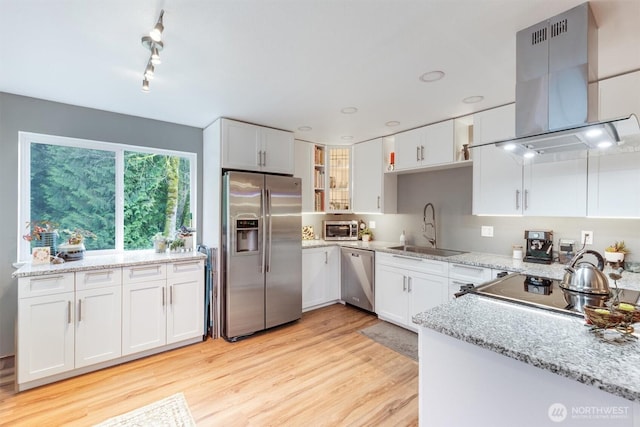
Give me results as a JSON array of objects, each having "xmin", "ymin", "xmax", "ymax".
[
  {"xmin": 586, "ymin": 128, "xmax": 603, "ymax": 138},
  {"xmin": 463, "ymin": 96, "xmax": 484, "ymax": 104},
  {"xmin": 341, "ymin": 107, "xmax": 358, "ymax": 114},
  {"xmin": 341, "ymin": 135, "xmax": 354, "ymax": 140},
  {"xmin": 419, "ymin": 71, "xmax": 445, "ymax": 82},
  {"xmin": 503, "ymin": 143, "xmax": 516, "ymax": 151},
  {"xmin": 297, "ymin": 126, "xmax": 312, "ymax": 132},
  {"xmin": 523, "ymin": 151, "xmax": 536, "ymax": 159},
  {"xmin": 385, "ymin": 121, "xmax": 400, "ymax": 127}
]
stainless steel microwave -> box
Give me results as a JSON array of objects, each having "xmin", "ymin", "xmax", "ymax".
[{"xmin": 323, "ymin": 220, "xmax": 359, "ymax": 241}]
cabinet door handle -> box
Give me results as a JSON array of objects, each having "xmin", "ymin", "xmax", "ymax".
[
  {"xmin": 324, "ymin": 251, "xmax": 328, "ymax": 264},
  {"xmin": 78, "ymin": 299, "xmax": 83, "ymax": 322},
  {"xmin": 421, "ymin": 146, "xmax": 425, "ymax": 161},
  {"xmin": 262, "ymin": 150, "xmax": 267, "ymax": 166},
  {"xmin": 524, "ymin": 189, "xmax": 529, "ymax": 210},
  {"xmin": 515, "ymin": 189, "xmax": 520, "ymax": 210},
  {"xmin": 162, "ymin": 288, "xmax": 166, "ymax": 306},
  {"xmin": 408, "ymin": 277, "xmax": 413, "ymax": 293},
  {"xmin": 416, "ymin": 146, "xmax": 420, "ymax": 161},
  {"xmin": 170, "ymin": 286, "xmax": 173, "ymax": 305},
  {"xmin": 68, "ymin": 301, "xmax": 72, "ymax": 324},
  {"xmin": 403, "ymin": 276, "xmax": 407, "ymax": 292},
  {"xmin": 377, "ymin": 196, "xmax": 381, "ymax": 209}
]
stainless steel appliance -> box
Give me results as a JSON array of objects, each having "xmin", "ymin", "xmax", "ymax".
[
  {"xmin": 341, "ymin": 247, "xmax": 374, "ymax": 312},
  {"xmin": 222, "ymin": 171, "xmax": 302, "ymax": 341},
  {"xmin": 470, "ymin": 273, "xmax": 640, "ymax": 317},
  {"xmin": 469, "ymin": 2, "xmax": 640, "ymax": 156},
  {"xmin": 324, "ymin": 220, "xmax": 359, "ymax": 241},
  {"xmin": 523, "ymin": 230, "xmax": 554, "ymax": 264},
  {"xmin": 560, "ymin": 249, "xmax": 610, "ymax": 295}
]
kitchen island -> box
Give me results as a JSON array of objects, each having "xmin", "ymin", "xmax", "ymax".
[{"xmin": 414, "ymin": 294, "xmax": 640, "ymax": 427}]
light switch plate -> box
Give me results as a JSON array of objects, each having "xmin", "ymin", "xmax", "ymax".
[
  {"xmin": 368, "ymin": 221, "xmax": 376, "ymax": 229},
  {"xmin": 481, "ymin": 226, "xmax": 494, "ymax": 237}
]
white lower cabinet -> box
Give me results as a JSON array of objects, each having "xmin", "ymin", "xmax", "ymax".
[
  {"xmin": 375, "ymin": 253, "xmax": 448, "ymax": 331},
  {"xmin": 302, "ymin": 246, "xmax": 340, "ymax": 311},
  {"xmin": 18, "ymin": 290, "xmax": 75, "ymax": 383},
  {"xmin": 17, "ymin": 259, "xmax": 204, "ymax": 391},
  {"xmin": 123, "ymin": 261, "xmax": 205, "ymax": 355}
]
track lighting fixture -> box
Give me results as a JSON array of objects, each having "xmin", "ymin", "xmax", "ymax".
[
  {"xmin": 149, "ymin": 10, "xmax": 165, "ymax": 42},
  {"xmin": 140, "ymin": 10, "xmax": 165, "ymax": 91}
]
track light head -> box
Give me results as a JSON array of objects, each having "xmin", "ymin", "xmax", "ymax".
[
  {"xmin": 151, "ymin": 47, "xmax": 161, "ymax": 65},
  {"xmin": 142, "ymin": 78, "xmax": 150, "ymax": 92},
  {"xmin": 149, "ymin": 10, "xmax": 165, "ymax": 42},
  {"xmin": 144, "ymin": 62, "xmax": 155, "ymax": 80}
]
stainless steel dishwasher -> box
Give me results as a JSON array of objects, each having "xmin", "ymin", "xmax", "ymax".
[{"xmin": 341, "ymin": 247, "xmax": 375, "ymax": 312}]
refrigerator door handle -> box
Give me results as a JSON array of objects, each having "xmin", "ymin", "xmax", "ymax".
[
  {"xmin": 266, "ymin": 189, "xmax": 272, "ymax": 273},
  {"xmin": 261, "ymin": 188, "xmax": 267, "ymax": 273}
]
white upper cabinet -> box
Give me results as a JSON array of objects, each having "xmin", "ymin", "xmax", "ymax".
[
  {"xmin": 590, "ymin": 71, "xmax": 640, "ymax": 217},
  {"xmin": 221, "ymin": 119, "xmax": 294, "ymax": 175},
  {"xmin": 598, "ymin": 71, "xmax": 640, "ymax": 121},
  {"xmin": 394, "ymin": 120, "xmax": 454, "ymax": 171},
  {"xmin": 472, "ymin": 105, "xmax": 522, "ymax": 215},
  {"xmin": 353, "ymin": 138, "xmax": 397, "ymax": 213},
  {"xmin": 472, "ymin": 104, "xmax": 587, "ymax": 216}
]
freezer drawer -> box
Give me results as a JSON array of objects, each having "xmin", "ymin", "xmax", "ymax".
[{"xmin": 341, "ymin": 247, "xmax": 375, "ymax": 312}]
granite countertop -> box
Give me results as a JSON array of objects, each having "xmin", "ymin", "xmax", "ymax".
[
  {"xmin": 12, "ymin": 250, "xmax": 206, "ymax": 278},
  {"xmin": 414, "ymin": 294, "xmax": 640, "ymax": 402},
  {"xmin": 303, "ymin": 239, "xmax": 640, "ymax": 289}
]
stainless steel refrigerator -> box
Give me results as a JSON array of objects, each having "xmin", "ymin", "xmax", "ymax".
[{"xmin": 222, "ymin": 171, "xmax": 302, "ymax": 341}]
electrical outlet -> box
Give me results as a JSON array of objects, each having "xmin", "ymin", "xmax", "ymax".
[
  {"xmin": 581, "ymin": 230, "xmax": 593, "ymax": 245},
  {"xmin": 481, "ymin": 226, "xmax": 494, "ymax": 237},
  {"xmin": 368, "ymin": 221, "xmax": 376, "ymax": 229}
]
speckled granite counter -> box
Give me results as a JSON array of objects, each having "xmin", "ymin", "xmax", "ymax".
[
  {"xmin": 414, "ymin": 293, "xmax": 640, "ymax": 402},
  {"xmin": 12, "ymin": 250, "xmax": 206, "ymax": 278},
  {"xmin": 303, "ymin": 240, "xmax": 640, "ymax": 290}
]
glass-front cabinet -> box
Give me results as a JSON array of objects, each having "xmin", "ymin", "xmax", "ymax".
[
  {"xmin": 313, "ymin": 145, "xmax": 326, "ymax": 212},
  {"xmin": 326, "ymin": 146, "xmax": 351, "ymax": 212}
]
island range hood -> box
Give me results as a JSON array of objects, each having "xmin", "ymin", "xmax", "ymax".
[{"xmin": 477, "ymin": 2, "xmax": 640, "ymax": 158}]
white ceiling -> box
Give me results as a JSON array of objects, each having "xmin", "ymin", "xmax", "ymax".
[{"xmin": 1, "ymin": 0, "xmax": 639, "ymax": 144}]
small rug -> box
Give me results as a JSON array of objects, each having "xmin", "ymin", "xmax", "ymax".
[
  {"xmin": 359, "ymin": 321, "xmax": 418, "ymax": 361},
  {"xmin": 95, "ymin": 392, "xmax": 196, "ymax": 427}
]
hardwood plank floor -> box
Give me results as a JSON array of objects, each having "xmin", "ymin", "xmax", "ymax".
[{"xmin": 0, "ymin": 304, "xmax": 418, "ymax": 426}]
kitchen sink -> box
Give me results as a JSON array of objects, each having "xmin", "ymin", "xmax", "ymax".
[{"xmin": 387, "ymin": 245, "xmax": 467, "ymax": 257}]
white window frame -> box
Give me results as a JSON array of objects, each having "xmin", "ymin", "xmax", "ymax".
[{"xmin": 18, "ymin": 132, "xmax": 197, "ymax": 262}]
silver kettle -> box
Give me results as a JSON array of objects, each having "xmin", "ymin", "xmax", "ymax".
[{"xmin": 560, "ymin": 249, "xmax": 609, "ymax": 295}]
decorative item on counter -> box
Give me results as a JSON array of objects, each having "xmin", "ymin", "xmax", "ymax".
[
  {"xmin": 302, "ymin": 225, "xmax": 315, "ymax": 240},
  {"xmin": 153, "ymin": 233, "xmax": 168, "ymax": 253},
  {"xmin": 461, "ymin": 144, "xmax": 470, "ymax": 161},
  {"xmin": 31, "ymin": 246, "xmax": 50, "ymax": 265},
  {"xmin": 168, "ymin": 237, "xmax": 185, "ymax": 252},
  {"xmin": 23, "ymin": 220, "xmax": 59, "ymax": 256},
  {"xmin": 400, "ymin": 230, "xmax": 406, "ymax": 246},
  {"xmin": 387, "ymin": 151, "xmax": 395, "ymax": 171},
  {"xmin": 604, "ymin": 241, "xmax": 629, "ymax": 265},
  {"xmin": 360, "ymin": 227, "xmax": 374, "ymax": 242},
  {"xmin": 176, "ymin": 226, "xmax": 196, "ymax": 251},
  {"xmin": 57, "ymin": 227, "xmax": 97, "ymax": 261},
  {"xmin": 512, "ymin": 244, "xmax": 523, "ymax": 260}
]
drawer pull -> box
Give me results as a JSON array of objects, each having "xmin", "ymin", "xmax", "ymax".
[
  {"xmin": 31, "ymin": 275, "xmax": 65, "ymax": 282},
  {"xmin": 392, "ymin": 255, "xmax": 421, "ymax": 262},
  {"xmin": 68, "ymin": 301, "xmax": 72, "ymax": 324},
  {"xmin": 173, "ymin": 261, "xmax": 201, "ymax": 271}
]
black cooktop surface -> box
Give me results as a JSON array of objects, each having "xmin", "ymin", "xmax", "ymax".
[{"xmin": 472, "ymin": 273, "xmax": 640, "ymax": 317}]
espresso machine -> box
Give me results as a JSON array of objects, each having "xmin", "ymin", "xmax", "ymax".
[{"xmin": 523, "ymin": 230, "xmax": 554, "ymax": 264}]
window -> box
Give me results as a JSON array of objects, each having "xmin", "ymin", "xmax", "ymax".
[{"xmin": 18, "ymin": 132, "xmax": 196, "ymax": 261}]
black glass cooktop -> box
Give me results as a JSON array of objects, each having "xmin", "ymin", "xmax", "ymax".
[{"xmin": 472, "ymin": 273, "xmax": 640, "ymax": 317}]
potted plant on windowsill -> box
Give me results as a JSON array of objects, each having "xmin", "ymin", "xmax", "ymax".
[
  {"xmin": 23, "ymin": 220, "xmax": 60, "ymax": 256},
  {"xmin": 58, "ymin": 228, "xmax": 97, "ymax": 260},
  {"xmin": 604, "ymin": 241, "xmax": 629, "ymax": 263}
]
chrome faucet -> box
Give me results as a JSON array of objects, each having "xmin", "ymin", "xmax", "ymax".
[{"xmin": 422, "ymin": 202, "xmax": 437, "ymax": 248}]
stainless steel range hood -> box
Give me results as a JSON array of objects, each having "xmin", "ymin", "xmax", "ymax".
[{"xmin": 475, "ymin": 2, "xmax": 640, "ymax": 157}]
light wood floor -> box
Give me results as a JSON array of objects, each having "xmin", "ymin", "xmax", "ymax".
[{"xmin": 0, "ymin": 304, "xmax": 418, "ymax": 426}]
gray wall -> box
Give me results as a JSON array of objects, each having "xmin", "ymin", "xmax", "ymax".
[
  {"xmin": 0, "ymin": 92, "xmax": 203, "ymax": 357},
  {"xmin": 303, "ymin": 166, "xmax": 640, "ymax": 261}
]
